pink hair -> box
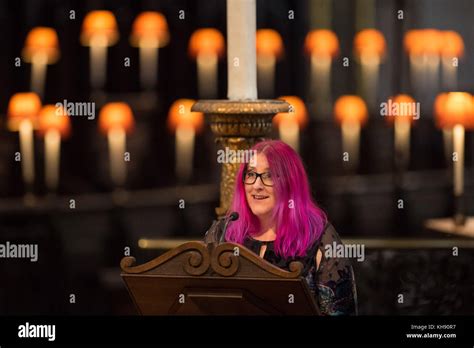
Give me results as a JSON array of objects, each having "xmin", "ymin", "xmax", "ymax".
[{"xmin": 224, "ymin": 140, "xmax": 327, "ymax": 258}]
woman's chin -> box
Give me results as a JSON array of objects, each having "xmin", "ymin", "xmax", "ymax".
[{"xmin": 250, "ymin": 208, "xmax": 272, "ymax": 218}]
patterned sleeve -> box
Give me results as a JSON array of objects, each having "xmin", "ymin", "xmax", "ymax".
[{"xmin": 314, "ymin": 223, "xmax": 358, "ymax": 315}]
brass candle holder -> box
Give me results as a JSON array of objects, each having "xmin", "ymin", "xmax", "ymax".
[{"xmin": 192, "ymin": 100, "xmax": 289, "ymax": 217}]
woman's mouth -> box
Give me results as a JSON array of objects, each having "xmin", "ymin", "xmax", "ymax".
[{"xmin": 252, "ymin": 194, "xmax": 269, "ymax": 201}]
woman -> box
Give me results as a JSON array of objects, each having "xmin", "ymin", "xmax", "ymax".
[{"xmin": 204, "ymin": 140, "xmax": 357, "ymax": 315}]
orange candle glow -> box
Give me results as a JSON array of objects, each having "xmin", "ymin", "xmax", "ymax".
[
  {"xmin": 334, "ymin": 95, "xmax": 368, "ymax": 172},
  {"xmin": 189, "ymin": 29, "xmax": 225, "ymax": 99},
  {"xmin": 256, "ymin": 29, "xmax": 284, "ymax": 98},
  {"xmin": 38, "ymin": 105, "xmax": 71, "ymax": 192},
  {"xmin": 304, "ymin": 29, "xmax": 339, "ymax": 114},
  {"xmin": 167, "ymin": 99, "xmax": 204, "ymax": 183},
  {"xmin": 81, "ymin": 11, "xmax": 119, "ymax": 90},
  {"xmin": 354, "ymin": 29, "xmax": 386, "ymax": 110},
  {"xmin": 7, "ymin": 93, "xmax": 42, "ymax": 193},
  {"xmin": 22, "ymin": 27, "xmax": 60, "ymax": 99},
  {"xmin": 435, "ymin": 92, "xmax": 473, "ymax": 129},
  {"xmin": 99, "ymin": 102, "xmax": 134, "ymax": 188},
  {"xmin": 274, "ymin": 96, "xmax": 308, "ymax": 152},
  {"xmin": 471, "ymin": 95, "xmax": 474, "ymax": 129},
  {"xmin": 130, "ymin": 12, "xmax": 169, "ymax": 90}
]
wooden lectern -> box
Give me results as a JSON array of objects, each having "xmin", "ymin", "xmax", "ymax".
[{"xmin": 120, "ymin": 241, "xmax": 320, "ymax": 315}]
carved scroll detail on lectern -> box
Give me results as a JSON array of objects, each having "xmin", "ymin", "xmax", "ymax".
[
  {"xmin": 121, "ymin": 241, "xmax": 303, "ymax": 279},
  {"xmin": 211, "ymin": 243, "xmax": 240, "ymax": 276},
  {"xmin": 120, "ymin": 241, "xmax": 210, "ymax": 276},
  {"xmin": 210, "ymin": 242, "xmax": 304, "ymax": 278}
]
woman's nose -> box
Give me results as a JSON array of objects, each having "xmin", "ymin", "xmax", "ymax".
[{"xmin": 252, "ymin": 176, "xmax": 265, "ymax": 189}]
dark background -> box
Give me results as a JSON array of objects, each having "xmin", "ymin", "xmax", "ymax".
[{"xmin": 0, "ymin": 0, "xmax": 473, "ymax": 315}]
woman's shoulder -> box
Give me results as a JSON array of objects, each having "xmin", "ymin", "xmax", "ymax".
[{"xmin": 315, "ymin": 221, "xmax": 342, "ymax": 247}]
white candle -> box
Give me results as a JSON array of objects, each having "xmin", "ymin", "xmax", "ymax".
[
  {"xmin": 411, "ymin": 54, "xmax": 439, "ymax": 111},
  {"xmin": 409, "ymin": 55, "xmax": 424, "ymax": 97},
  {"xmin": 358, "ymin": 54, "xmax": 380, "ymax": 112},
  {"xmin": 342, "ymin": 121, "xmax": 361, "ymax": 172},
  {"xmin": 108, "ymin": 127, "xmax": 126, "ymax": 187},
  {"xmin": 441, "ymin": 56, "xmax": 457, "ymax": 90},
  {"xmin": 426, "ymin": 55, "xmax": 440, "ymax": 98},
  {"xmin": 31, "ymin": 52, "xmax": 48, "ymax": 99},
  {"xmin": 45, "ymin": 129, "xmax": 61, "ymax": 191},
  {"xmin": 453, "ymin": 124, "xmax": 464, "ymax": 196},
  {"xmin": 257, "ymin": 54, "xmax": 276, "ymax": 98},
  {"xmin": 90, "ymin": 35, "xmax": 108, "ymax": 90},
  {"xmin": 139, "ymin": 44, "xmax": 159, "ymax": 90},
  {"xmin": 394, "ymin": 119, "xmax": 411, "ymax": 170},
  {"xmin": 443, "ymin": 128, "xmax": 453, "ymax": 167},
  {"xmin": 197, "ymin": 52, "xmax": 218, "ymax": 98},
  {"xmin": 226, "ymin": 0, "xmax": 257, "ymax": 100},
  {"xmin": 311, "ymin": 55, "xmax": 332, "ymax": 114},
  {"xmin": 279, "ymin": 119, "xmax": 299, "ymax": 153},
  {"xmin": 176, "ymin": 125, "xmax": 195, "ymax": 182},
  {"xmin": 19, "ymin": 119, "xmax": 35, "ymax": 187}
]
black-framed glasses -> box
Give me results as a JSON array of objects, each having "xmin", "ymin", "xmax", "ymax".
[{"xmin": 243, "ymin": 171, "xmax": 274, "ymax": 187}]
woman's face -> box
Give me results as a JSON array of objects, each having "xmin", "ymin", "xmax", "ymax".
[{"xmin": 244, "ymin": 153, "xmax": 276, "ymax": 220}]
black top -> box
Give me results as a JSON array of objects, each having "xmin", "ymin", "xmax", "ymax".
[{"xmin": 204, "ymin": 219, "xmax": 358, "ymax": 315}]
